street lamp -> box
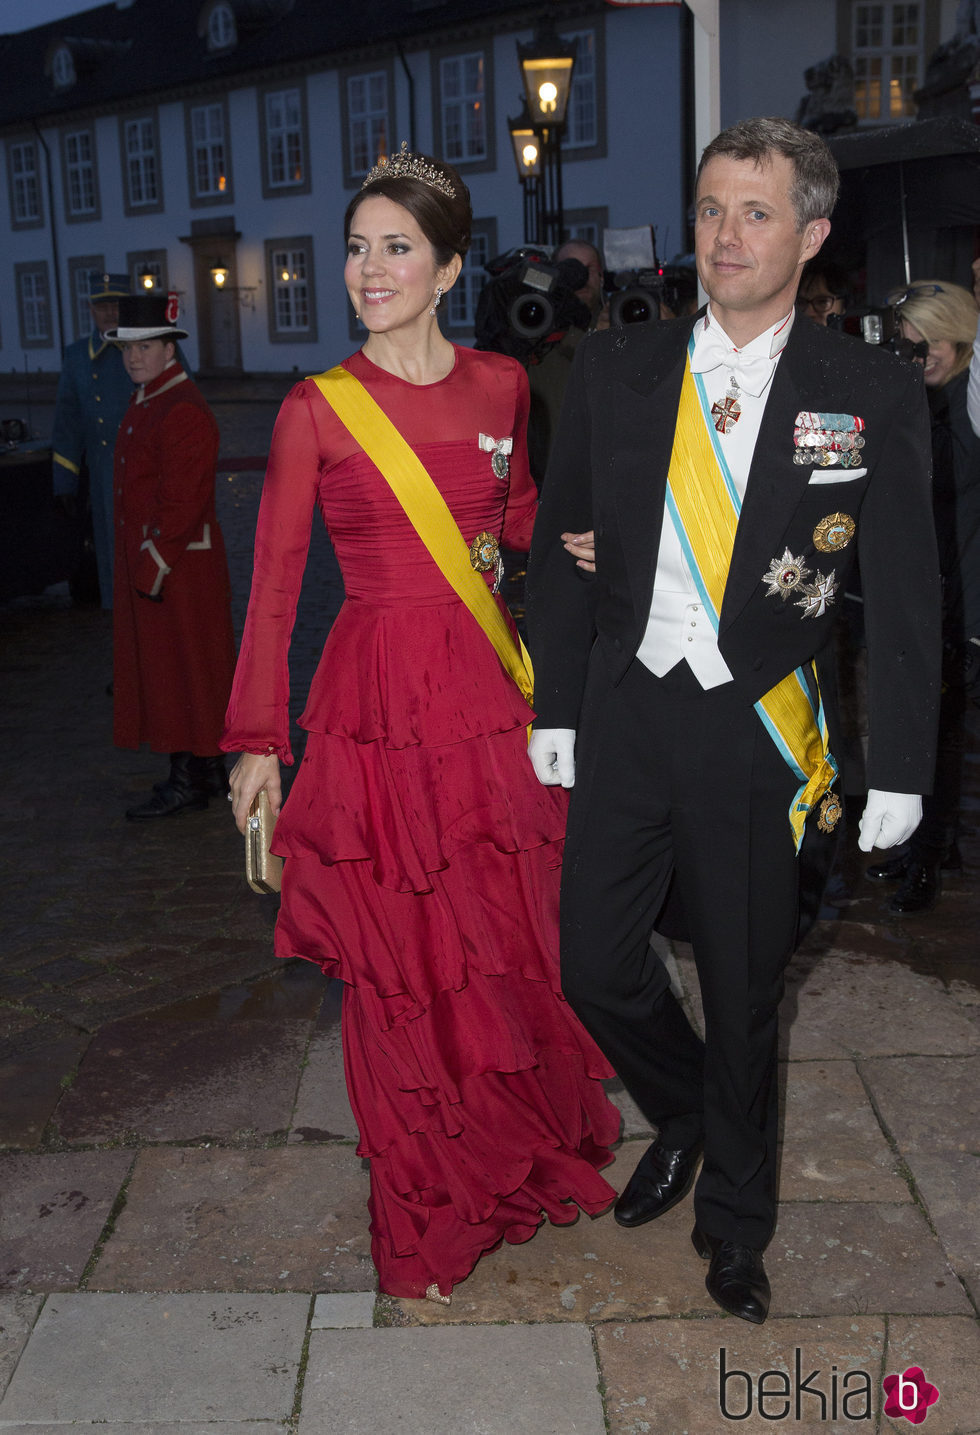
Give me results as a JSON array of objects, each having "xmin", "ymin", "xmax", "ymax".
[
  {"xmin": 516, "ymin": 23, "xmax": 576, "ymax": 246},
  {"xmin": 507, "ymin": 103, "xmax": 543, "ymax": 245}
]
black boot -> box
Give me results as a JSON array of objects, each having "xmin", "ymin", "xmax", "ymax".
[
  {"xmin": 888, "ymin": 858, "xmax": 940, "ymax": 915},
  {"xmin": 126, "ymin": 751, "xmax": 209, "ymax": 821},
  {"xmin": 192, "ymin": 755, "xmax": 230, "ymax": 798}
]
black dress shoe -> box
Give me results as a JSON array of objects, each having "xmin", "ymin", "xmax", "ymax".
[
  {"xmin": 866, "ymin": 845, "xmax": 961, "ymax": 882},
  {"xmin": 692, "ymin": 1225, "xmax": 770, "ymax": 1325},
  {"xmin": 613, "ymin": 1137, "xmax": 703, "ymax": 1228},
  {"xmin": 888, "ymin": 859, "xmax": 939, "ymax": 915}
]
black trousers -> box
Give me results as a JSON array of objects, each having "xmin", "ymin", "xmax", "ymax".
[{"xmin": 560, "ymin": 653, "xmax": 801, "ymax": 1249}]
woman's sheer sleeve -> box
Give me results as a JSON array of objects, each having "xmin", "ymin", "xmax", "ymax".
[
  {"xmin": 500, "ymin": 361, "xmax": 538, "ymax": 552},
  {"xmin": 221, "ymin": 386, "xmax": 322, "ymax": 764}
]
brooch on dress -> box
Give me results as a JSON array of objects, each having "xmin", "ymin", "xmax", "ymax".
[
  {"xmin": 469, "ymin": 531, "xmax": 504, "ymax": 594},
  {"xmin": 478, "ymin": 433, "xmax": 513, "ymax": 480}
]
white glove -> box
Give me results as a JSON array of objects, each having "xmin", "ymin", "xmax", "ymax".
[
  {"xmin": 858, "ymin": 789, "xmax": 922, "ymax": 852},
  {"xmin": 528, "ymin": 728, "xmax": 576, "ymax": 788}
]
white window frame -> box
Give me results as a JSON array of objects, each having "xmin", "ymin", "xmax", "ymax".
[
  {"xmin": 265, "ymin": 88, "xmax": 304, "ymax": 190},
  {"xmin": 852, "ymin": 1, "xmax": 923, "ymax": 122},
  {"xmin": 445, "ymin": 219, "xmax": 497, "ymax": 335},
  {"xmin": 265, "ymin": 237, "xmax": 317, "ymax": 344},
  {"xmin": 124, "ymin": 117, "xmax": 159, "ymax": 207},
  {"xmin": 439, "ymin": 51, "xmax": 488, "ymax": 165},
  {"xmin": 562, "ymin": 28, "xmax": 597, "ymax": 151},
  {"xmin": 64, "ymin": 128, "xmax": 97, "ymax": 217},
  {"xmin": 207, "ymin": 2, "xmax": 236, "ymax": 51},
  {"xmin": 16, "ymin": 262, "xmax": 51, "ymax": 346},
  {"xmin": 10, "ymin": 140, "xmax": 41, "ymax": 225},
  {"xmin": 190, "ymin": 101, "xmax": 229, "ymax": 199},
  {"xmin": 346, "ymin": 70, "xmax": 389, "ymax": 178}
]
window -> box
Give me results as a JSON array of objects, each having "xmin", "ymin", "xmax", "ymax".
[
  {"xmin": 265, "ymin": 237, "xmax": 318, "ymax": 344},
  {"xmin": 563, "ymin": 30, "xmax": 597, "ymax": 149},
  {"xmin": 68, "ymin": 257, "xmax": 102, "ymax": 340},
  {"xmin": 435, "ymin": 48, "xmax": 494, "ymax": 170},
  {"xmin": 187, "ymin": 99, "xmax": 232, "ymax": 203},
  {"xmin": 260, "ymin": 84, "xmax": 309, "ymax": 197},
  {"xmin": 123, "ymin": 116, "xmax": 160, "ymax": 210},
  {"xmin": 564, "ymin": 205, "xmax": 609, "ymax": 253},
  {"xmin": 852, "ymin": 2, "xmax": 923, "ymax": 120},
  {"xmin": 8, "ymin": 140, "xmax": 42, "ymax": 227},
  {"xmin": 206, "ymin": 2, "xmax": 236, "ymax": 50},
  {"xmin": 63, "ymin": 127, "xmax": 99, "ymax": 219},
  {"xmin": 346, "ymin": 70, "xmax": 389, "ymax": 179},
  {"xmin": 52, "ymin": 44, "xmax": 75, "ymax": 89},
  {"xmin": 15, "ymin": 262, "xmax": 51, "ymax": 347},
  {"xmin": 446, "ymin": 219, "xmax": 497, "ymax": 333}
]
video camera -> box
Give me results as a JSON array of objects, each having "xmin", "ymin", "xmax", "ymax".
[
  {"xmin": 474, "ymin": 247, "xmax": 592, "ymax": 363},
  {"xmin": 828, "ymin": 307, "xmax": 929, "ymax": 364},
  {"xmin": 605, "ymin": 265, "xmax": 697, "ymax": 327}
]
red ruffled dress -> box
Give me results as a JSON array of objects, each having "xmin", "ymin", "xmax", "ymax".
[{"xmin": 222, "ymin": 345, "xmax": 618, "ymax": 1298}]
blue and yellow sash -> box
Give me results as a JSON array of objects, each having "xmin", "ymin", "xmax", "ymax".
[{"xmin": 666, "ymin": 346, "xmax": 837, "ymax": 850}]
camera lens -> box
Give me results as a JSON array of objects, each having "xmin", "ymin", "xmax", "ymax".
[
  {"xmin": 509, "ymin": 293, "xmax": 555, "ymax": 339},
  {"xmin": 609, "ymin": 288, "xmax": 657, "ymax": 327}
]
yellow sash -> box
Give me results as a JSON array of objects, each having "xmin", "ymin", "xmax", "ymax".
[
  {"xmin": 667, "ymin": 360, "xmax": 837, "ymax": 850},
  {"xmin": 309, "ymin": 365, "xmax": 534, "ymax": 707}
]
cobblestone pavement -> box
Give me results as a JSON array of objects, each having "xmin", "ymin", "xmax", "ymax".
[{"xmin": 0, "ymin": 376, "xmax": 978, "ymax": 1432}]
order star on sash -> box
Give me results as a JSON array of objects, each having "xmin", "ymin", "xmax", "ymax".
[{"xmin": 710, "ymin": 376, "xmax": 742, "ymax": 434}]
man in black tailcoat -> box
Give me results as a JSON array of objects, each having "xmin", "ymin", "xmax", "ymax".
[{"xmin": 525, "ymin": 117, "xmax": 940, "ymax": 1324}]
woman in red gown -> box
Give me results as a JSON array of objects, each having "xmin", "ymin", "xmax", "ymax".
[{"xmin": 224, "ymin": 150, "xmax": 618, "ymax": 1302}]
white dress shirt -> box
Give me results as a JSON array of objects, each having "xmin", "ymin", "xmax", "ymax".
[{"xmin": 636, "ymin": 306, "xmax": 795, "ymax": 688}]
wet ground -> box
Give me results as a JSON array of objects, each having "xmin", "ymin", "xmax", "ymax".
[{"xmin": 0, "ymin": 374, "xmax": 977, "ymax": 1433}]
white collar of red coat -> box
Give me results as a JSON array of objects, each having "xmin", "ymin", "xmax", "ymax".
[{"xmin": 135, "ymin": 362, "xmax": 188, "ymax": 406}]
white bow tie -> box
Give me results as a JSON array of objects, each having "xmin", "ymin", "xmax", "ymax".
[{"xmin": 690, "ymin": 326, "xmax": 776, "ymax": 397}]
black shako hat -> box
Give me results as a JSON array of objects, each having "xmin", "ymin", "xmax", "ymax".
[{"xmin": 105, "ymin": 293, "xmax": 188, "ymax": 341}]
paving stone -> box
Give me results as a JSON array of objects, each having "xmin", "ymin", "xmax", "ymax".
[
  {"xmin": 770, "ymin": 1203, "xmax": 971, "ymax": 1317},
  {"xmin": 0, "ymin": 1031, "xmax": 90, "ymax": 1148},
  {"xmin": 0, "ymin": 1293, "xmax": 43, "ymax": 1399},
  {"xmin": 0, "ymin": 1426, "xmax": 289, "ymax": 1434},
  {"xmin": 289, "ymin": 981, "xmax": 358, "ymax": 1143},
  {"xmin": 393, "ymin": 1146, "xmax": 703, "ymax": 1325},
  {"xmin": 780, "ymin": 953, "xmax": 980, "ymax": 1059},
  {"xmin": 0, "ymin": 1151, "xmax": 132, "ymax": 1291},
  {"xmin": 0, "ymin": 1292, "xmax": 308, "ymax": 1423},
  {"xmin": 311, "ymin": 1290, "xmax": 377, "ymax": 1328},
  {"xmin": 597, "ymin": 1316, "xmax": 887, "ymax": 1434},
  {"xmin": 882, "ymin": 1316, "xmax": 980, "ymax": 1435},
  {"xmin": 777, "ymin": 1059, "xmax": 909, "ymax": 1202},
  {"xmin": 54, "ymin": 1015, "xmax": 312, "ymax": 1142},
  {"xmin": 900, "ymin": 1151, "xmax": 980, "ymax": 1306},
  {"xmin": 860, "ymin": 1054, "xmax": 979, "ymax": 1155},
  {"xmin": 90, "ymin": 1145, "xmax": 373, "ymax": 1293},
  {"xmin": 298, "ymin": 1325, "xmax": 606, "ymax": 1435}
]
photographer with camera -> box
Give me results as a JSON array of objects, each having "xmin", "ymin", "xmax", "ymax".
[{"xmin": 864, "ymin": 279, "xmax": 980, "ymax": 913}]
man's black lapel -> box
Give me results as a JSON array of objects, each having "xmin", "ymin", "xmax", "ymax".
[{"xmin": 720, "ymin": 319, "xmax": 818, "ymax": 632}]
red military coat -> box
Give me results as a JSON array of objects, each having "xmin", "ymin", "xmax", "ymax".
[{"xmin": 112, "ymin": 362, "xmax": 236, "ymax": 754}]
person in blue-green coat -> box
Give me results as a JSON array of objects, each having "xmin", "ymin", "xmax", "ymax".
[{"xmin": 51, "ymin": 272, "xmax": 135, "ymax": 608}]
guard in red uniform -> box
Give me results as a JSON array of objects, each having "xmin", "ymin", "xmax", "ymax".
[{"xmin": 107, "ymin": 293, "xmax": 237, "ymax": 819}]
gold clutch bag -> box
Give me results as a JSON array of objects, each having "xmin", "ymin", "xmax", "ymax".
[{"xmin": 245, "ymin": 791, "xmax": 282, "ymax": 895}]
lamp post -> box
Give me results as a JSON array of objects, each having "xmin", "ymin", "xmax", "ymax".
[
  {"xmin": 507, "ymin": 103, "xmax": 543, "ymax": 245},
  {"xmin": 515, "ymin": 24, "xmax": 576, "ymax": 248}
]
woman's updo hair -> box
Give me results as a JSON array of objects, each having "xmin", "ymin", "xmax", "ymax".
[
  {"xmin": 888, "ymin": 279, "xmax": 979, "ymax": 384},
  {"xmin": 344, "ymin": 153, "xmax": 472, "ymax": 266}
]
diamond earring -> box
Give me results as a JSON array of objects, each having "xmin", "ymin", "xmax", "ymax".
[{"xmin": 429, "ymin": 285, "xmax": 444, "ymax": 318}]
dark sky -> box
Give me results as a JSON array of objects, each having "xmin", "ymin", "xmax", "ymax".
[{"xmin": 2, "ymin": 0, "xmax": 98, "ymax": 33}]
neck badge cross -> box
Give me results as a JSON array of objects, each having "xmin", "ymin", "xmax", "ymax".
[{"xmin": 710, "ymin": 393, "xmax": 742, "ymax": 433}]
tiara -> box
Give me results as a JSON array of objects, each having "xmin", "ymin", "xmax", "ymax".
[{"xmin": 362, "ymin": 141, "xmax": 456, "ymax": 199}]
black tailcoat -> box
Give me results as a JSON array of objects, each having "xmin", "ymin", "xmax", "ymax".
[{"xmin": 525, "ymin": 311, "xmax": 942, "ymax": 1247}]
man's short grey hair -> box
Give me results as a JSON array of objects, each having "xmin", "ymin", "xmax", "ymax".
[{"xmin": 696, "ymin": 117, "xmax": 840, "ymax": 230}]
